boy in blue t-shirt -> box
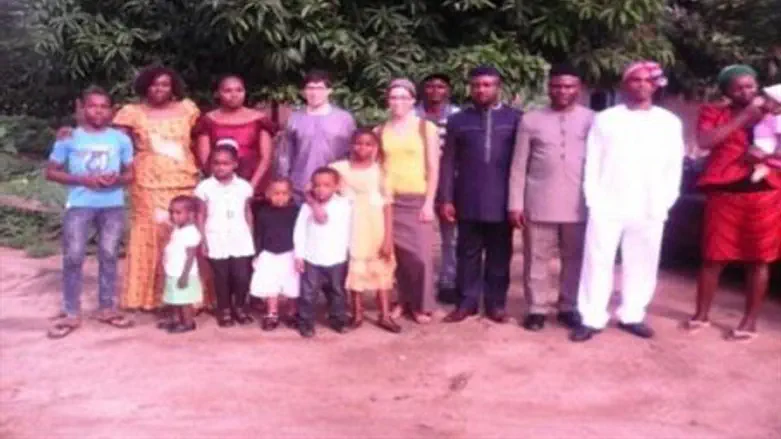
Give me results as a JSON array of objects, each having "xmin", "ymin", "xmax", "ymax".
[{"xmin": 45, "ymin": 86, "xmax": 135, "ymax": 339}]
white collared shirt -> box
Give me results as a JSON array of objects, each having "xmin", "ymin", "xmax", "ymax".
[
  {"xmin": 194, "ymin": 175, "xmax": 255, "ymax": 259},
  {"xmin": 293, "ymin": 195, "xmax": 352, "ymax": 266}
]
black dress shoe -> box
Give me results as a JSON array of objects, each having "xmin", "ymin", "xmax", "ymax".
[
  {"xmin": 233, "ymin": 309, "xmax": 254, "ymax": 325},
  {"xmin": 156, "ymin": 319, "xmax": 176, "ymax": 331},
  {"xmin": 299, "ymin": 324, "xmax": 315, "ymax": 338},
  {"xmin": 618, "ymin": 322, "xmax": 655, "ymax": 339},
  {"xmin": 216, "ymin": 311, "xmax": 235, "ymax": 328},
  {"xmin": 261, "ymin": 315, "xmax": 279, "ymax": 332},
  {"xmin": 522, "ymin": 314, "xmax": 546, "ymax": 331},
  {"xmin": 485, "ymin": 309, "xmax": 508, "ymax": 324},
  {"xmin": 569, "ymin": 325, "xmax": 600, "ymax": 342},
  {"xmin": 167, "ymin": 322, "xmax": 196, "ymax": 334},
  {"xmin": 329, "ymin": 319, "xmax": 349, "ymax": 334},
  {"xmin": 443, "ymin": 307, "xmax": 477, "ymax": 323},
  {"xmin": 436, "ymin": 287, "xmax": 460, "ymax": 305},
  {"xmin": 556, "ymin": 311, "xmax": 582, "ymax": 329}
]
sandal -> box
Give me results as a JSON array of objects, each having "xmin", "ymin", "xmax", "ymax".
[
  {"xmin": 682, "ymin": 319, "xmax": 711, "ymax": 333},
  {"xmin": 412, "ymin": 312, "xmax": 432, "ymax": 324},
  {"xmin": 95, "ymin": 313, "xmax": 134, "ymax": 329},
  {"xmin": 727, "ymin": 328, "xmax": 758, "ymax": 342},
  {"xmin": 377, "ymin": 317, "xmax": 402, "ymax": 334},
  {"xmin": 47, "ymin": 318, "xmax": 81, "ymax": 339},
  {"xmin": 390, "ymin": 304, "xmax": 403, "ymax": 320}
]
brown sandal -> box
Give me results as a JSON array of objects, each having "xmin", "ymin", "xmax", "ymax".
[
  {"xmin": 95, "ymin": 312, "xmax": 134, "ymax": 329},
  {"xmin": 47, "ymin": 318, "xmax": 81, "ymax": 339}
]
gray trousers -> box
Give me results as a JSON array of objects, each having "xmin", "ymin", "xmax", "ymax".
[{"xmin": 522, "ymin": 221, "xmax": 586, "ymax": 315}]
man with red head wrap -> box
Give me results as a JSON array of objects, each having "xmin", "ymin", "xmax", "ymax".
[{"xmin": 570, "ymin": 61, "xmax": 685, "ymax": 342}]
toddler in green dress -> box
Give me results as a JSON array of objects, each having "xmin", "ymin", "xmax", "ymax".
[{"xmin": 161, "ymin": 195, "xmax": 203, "ymax": 333}]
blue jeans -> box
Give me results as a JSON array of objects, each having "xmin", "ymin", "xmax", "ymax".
[
  {"xmin": 438, "ymin": 221, "xmax": 458, "ymax": 289},
  {"xmin": 61, "ymin": 207, "xmax": 125, "ymax": 317}
]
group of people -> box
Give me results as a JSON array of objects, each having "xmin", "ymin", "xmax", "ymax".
[{"xmin": 43, "ymin": 60, "xmax": 781, "ymax": 342}]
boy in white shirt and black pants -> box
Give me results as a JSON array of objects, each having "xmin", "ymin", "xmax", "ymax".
[{"xmin": 293, "ymin": 167, "xmax": 352, "ymax": 337}]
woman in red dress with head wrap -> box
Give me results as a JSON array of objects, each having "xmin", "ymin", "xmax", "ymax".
[
  {"xmin": 194, "ymin": 75, "xmax": 274, "ymax": 195},
  {"xmin": 686, "ymin": 65, "xmax": 781, "ymax": 340}
]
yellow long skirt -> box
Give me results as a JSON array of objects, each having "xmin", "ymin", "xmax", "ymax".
[{"xmin": 121, "ymin": 185, "xmax": 215, "ymax": 311}]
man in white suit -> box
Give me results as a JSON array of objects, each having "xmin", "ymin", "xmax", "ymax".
[{"xmin": 570, "ymin": 61, "xmax": 685, "ymax": 342}]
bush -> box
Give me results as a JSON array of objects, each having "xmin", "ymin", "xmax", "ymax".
[
  {"xmin": 0, "ymin": 115, "xmax": 56, "ymax": 158},
  {"xmin": 0, "ymin": 204, "xmax": 60, "ymax": 252},
  {"xmin": 0, "ymin": 168, "xmax": 67, "ymax": 210},
  {"xmin": 0, "ymin": 152, "xmax": 38, "ymax": 181}
]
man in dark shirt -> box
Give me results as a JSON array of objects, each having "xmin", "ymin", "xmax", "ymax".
[
  {"xmin": 439, "ymin": 66, "xmax": 521, "ymax": 323},
  {"xmin": 415, "ymin": 73, "xmax": 461, "ymax": 304}
]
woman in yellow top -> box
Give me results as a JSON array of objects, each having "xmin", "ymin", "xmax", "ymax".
[
  {"xmin": 375, "ymin": 78, "xmax": 440, "ymax": 323},
  {"xmin": 113, "ymin": 66, "xmax": 202, "ymax": 311}
]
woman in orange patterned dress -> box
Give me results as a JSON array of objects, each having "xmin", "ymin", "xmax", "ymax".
[{"xmin": 113, "ymin": 66, "xmax": 204, "ymax": 311}]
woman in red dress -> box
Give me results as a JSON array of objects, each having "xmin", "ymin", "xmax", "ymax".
[
  {"xmin": 195, "ymin": 75, "xmax": 274, "ymax": 195},
  {"xmin": 687, "ymin": 65, "xmax": 781, "ymax": 340}
]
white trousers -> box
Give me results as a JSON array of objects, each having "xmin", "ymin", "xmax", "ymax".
[{"xmin": 577, "ymin": 215, "xmax": 665, "ymax": 329}]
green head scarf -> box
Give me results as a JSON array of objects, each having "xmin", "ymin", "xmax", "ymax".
[{"xmin": 717, "ymin": 64, "xmax": 758, "ymax": 92}]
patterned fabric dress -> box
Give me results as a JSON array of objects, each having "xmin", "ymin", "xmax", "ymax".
[
  {"xmin": 113, "ymin": 100, "xmax": 210, "ymax": 310},
  {"xmin": 330, "ymin": 160, "xmax": 396, "ymax": 292},
  {"xmin": 697, "ymin": 104, "xmax": 781, "ymax": 263}
]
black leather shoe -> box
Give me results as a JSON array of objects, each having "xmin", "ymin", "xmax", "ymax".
[
  {"xmin": 522, "ymin": 314, "xmax": 546, "ymax": 331},
  {"xmin": 167, "ymin": 322, "xmax": 196, "ymax": 334},
  {"xmin": 233, "ymin": 309, "xmax": 254, "ymax": 325},
  {"xmin": 329, "ymin": 319, "xmax": 349, "ymax": 334},
  {"xmin": 261, "ymin": 315, "xmax": 279, "ymax": 332},
  {"xmin": 156, "ymin": 319, "xmax": 176, "ymax": 331},
  {"xmin": 569, "ymin": 325, "xmax": 600, "ymax": 342},
  {"xmin": 618, "ymin": 322, "xmax": 655, "ymax": 339},
  {"xmin": 216, "ymin": 311, "xmax": 235, "ymax": 328},
  {"xmin": 556, "ymin": 311, "xmax": 582, "ymax": 329},
  {"xmin": 443, "ymin": 307, "xmax": 477, "ymax": 323},
  {"xmin": 299, "ymin": 324, "xmax": 315, "ymax": 338},
  {"xmin": 485, "ymin": 309, "xmax": 508, "ymax": 324}
]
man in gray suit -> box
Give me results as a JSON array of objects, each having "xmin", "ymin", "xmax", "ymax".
[{"xmin": 509, "ymin": 64, "xmax": 594, "ymax": 331}]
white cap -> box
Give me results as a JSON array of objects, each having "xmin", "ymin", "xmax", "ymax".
[{"xmin": 763, "ymin": 84, "xmax": 781, "ymax": 104}]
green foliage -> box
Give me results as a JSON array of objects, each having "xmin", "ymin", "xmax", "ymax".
[
  {"xmin": 664, "ymin": 0, "xmax": 781, "ymax": 97},
  {"xmin": 0, "ymin": 205, "xmax": 60, "ymax": 256},
  {"xmin": 0, "ymin": 115, "xmax": 56, "ymax": 158},
  {"xmin": 0, "ymin": 153, "xmax": 38, "ymax": 181},
  {"xmin": 0, "ymin": 169, "xmax": 68, "ymax": 210},
  {"xmin": 27, "ymin": 0, "xmax": 675, "ymax": 116}
]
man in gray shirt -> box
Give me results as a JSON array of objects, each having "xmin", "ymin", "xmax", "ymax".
[
  {"xmin": 282, "ymin": 70, "xmax": 356, "ymax": 203},
  {"xmin": 509, "ymin": 64, "xmax": 594, "ymax": 332}
]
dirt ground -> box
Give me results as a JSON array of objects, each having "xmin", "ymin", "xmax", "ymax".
[{"xmin": 1, "ymin": 244, "xmax": 780, "ymax": 439}]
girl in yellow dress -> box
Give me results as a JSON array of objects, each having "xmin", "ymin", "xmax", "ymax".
[{"xmin": 330, "ymin": 128, "xmax": 401, "ymax": 333}]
